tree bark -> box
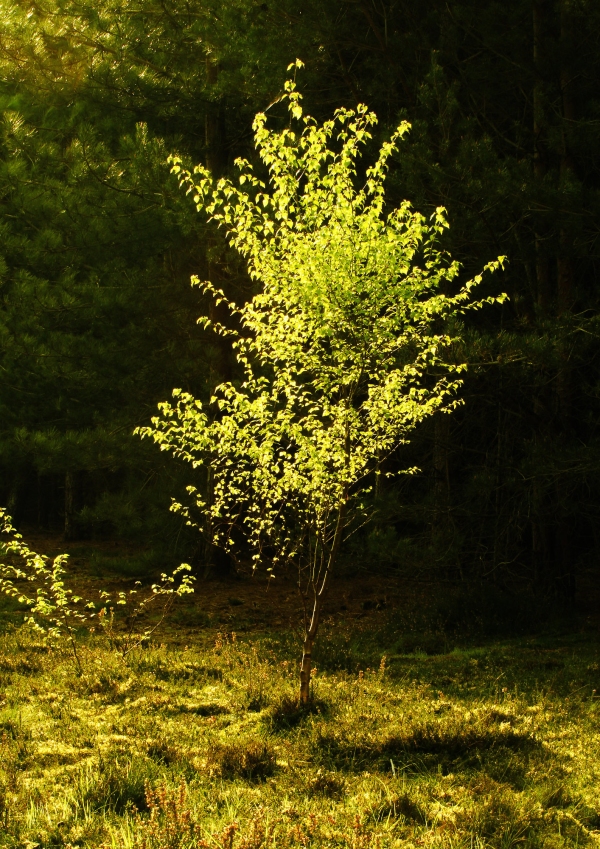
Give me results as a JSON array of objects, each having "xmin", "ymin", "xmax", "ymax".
[
  {"xmin": 299, "ymin": 632, "xmax": 315, "ymax": 706},
  {"xmin": 64, "ymin": 470, "xmax": 74, "ymax": 541},
  {"xmin": 202, "ymin": 53, "xmax": 234, "ymax": 577},
  {"xmin": 553, "ymin": 0, "xmax": 577, "ymax": 603},
  {"xmin": 531, "ymin": 0, "xmax": 561, "ymax": 597},
  {"xmin": 533, "ymin": 0, "xmax": 552, "ymax": 312},
  {"xmin": 205, "ymin": 54, "xmax": 225, "ymax": 176},
  {"xmin": 298, "ymin": 498, "xmax": 347, "ymax": 705},
  {"xmin": 432, "ymin": 412, "xmax": 451, "ymax": 556}
]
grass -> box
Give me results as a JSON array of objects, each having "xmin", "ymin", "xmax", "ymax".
[{"xmin": 0, "ymin": 611, "xmax": 598, "ymax": 849}]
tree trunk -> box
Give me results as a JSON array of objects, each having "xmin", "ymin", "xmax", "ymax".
[
  {"xmin": 299, "ymin": 632, "xmax": 315, "ymax": 706},
  {"xmin": 64, "ymin": 470, "xmax": 74, "ymax": 541},
  {"xmin": 531, "ymin": 0, "xmax": 557, "ymax": 596},
  {"xmin": 533, "ymin": 0, "xmax": 552, "ymax": 312},
  {"xmin": 298, "ymin": 498, "xmax": 347, "ymax": 705},
  {"xmin": 298, "ymin": 588, "xmax": 322, "ymax": 706},
  {"xmin": 205, "ymin": 54, "xmax": 224, "ymax": 176},
  {"xmin": 202, "ymin": 53, "xmax": 234, "ymax": 576},
  {"xmin": 6, "ymin": 467, "xmax": 28, "ymax": 530},
  {"xmin": 552, "ymin": 0, "xmax": 577, "ymax": 603},
  {"xmin": 432, "ymin": 412, "xmax": 452, "ymax": 571}
]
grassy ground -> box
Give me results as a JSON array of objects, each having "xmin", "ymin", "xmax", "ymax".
[{"xmin": 0, "ymin": 598, "xmax": 598, "ymax": 849}]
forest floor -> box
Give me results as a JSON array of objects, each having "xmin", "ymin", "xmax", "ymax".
[{"xmin": 0, "ymin": 534, "xmax": 599, "ymax": 849}]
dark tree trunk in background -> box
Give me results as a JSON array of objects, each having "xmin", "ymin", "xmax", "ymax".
[
  {"xmin": 64, "ymin": 471, "xmax": 74, "ymax": 542},
  {"xmin": 202, "ymin": 53, "xmax": 234, "ymax": 577},
  {"xmin": 533, "ymin": 0, "xmax": 552, "ymax": 313},
  {"xmin": 205, "ymin": 55, "xmax": 224, "ymax": 178},
  {"xmin": 432, "ymin": 413, "xmax": 454, "ymax": 574},
  {"xmin": 528, "ymin": 0, "xmax": 577, "ymax": 603},
  {"xmin": 6, "ymin": 467, "xmax": 30, "ymax": 531},
  {"xmin": 530, "ymin": 0, "xmax": 569, "ymax": 600},
  {"xmin": 553, "ymin": 0, "xmax": 577, "ymax": 603}
]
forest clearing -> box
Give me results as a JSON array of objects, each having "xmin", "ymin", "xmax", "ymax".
[
  {"xmin": 2, "ymin": 1, "xmax": 600, "ymax": 846},
  {"xmin": 0, "ymin": 538, "xmax": 598, "ymax": 849},
  {"xmin": 0, "ymin": 603, "xmax": 598, "ymax": 849}
]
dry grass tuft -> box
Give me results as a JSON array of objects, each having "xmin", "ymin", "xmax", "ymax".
[
  {"xmin": 205, "ymin": 739, "xmax": 276, "ymax": 781},
  {"xmin": 305, "ymin": 768, "xmax": 345, "ymax": 798},
  {"xmin": 370, "ymin": 791, "xmax": 426, "ymax": 824}
]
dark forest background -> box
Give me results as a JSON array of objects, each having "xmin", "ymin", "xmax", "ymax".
[{"xmin": 1, "ymin": 0, "xmax": 599, "ymax": 608}]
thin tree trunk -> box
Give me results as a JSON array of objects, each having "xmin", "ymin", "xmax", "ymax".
[
  {"xmin": 432, "ymin": 412, "xmax": 452, "ymax": 572},
  {"xmin": 298, "ymin": 632, "xmax": 315, "ymax": 706},
  {"xmin": 492, "ymin": 394, "xmax": 504, "ymax": 578},
  {"xmin": 7, "ymin": 467, "xmax": 27, "ymax": 530},
  {"xmin": 64, "ymin": 470, "xmax": 74, "ymax": 541},
  {"xmin": 531, "ymin": 0, "xmax": 554, "ymax": 592},
  {"xmin": 553, "ymin": 0, "xmax": 576, "ymax": 603},
  {"xmin": 37, "ymin": 472, "xmax": 42, "ymax": 531},
  {"xmin": 205, "ymin": 54, "xmax": 223, "ymax": 176},
  {"xmin": 533, "ymin": 0, "xmax": 551, "ymax": 312},
  {"xmin": 299, "ymin": 498, "xmax": 347, "ymax": 705},
  {"xmin": 203, "ymin": 53, "xmax": 233, "ymax": 576}
]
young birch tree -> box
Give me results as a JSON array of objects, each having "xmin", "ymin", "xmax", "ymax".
[{"xmin": 140, "ymin": 63, "xmax": 505, "ymax": 705}]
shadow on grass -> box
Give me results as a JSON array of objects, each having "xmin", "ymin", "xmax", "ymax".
[
  {"xmin": 264, "ymin": 694, "xmax": 329, "ymax": 731},
  {"xmin": 150, "ymin": 660, "xmax": 223, "ymax": 683},
  {"xmin": 168, "ymin": 701, "xmax": 230, "ymax": 717},
  {"xmin": 313, "ymin": 713, "xmax": 540, "ymax": 780},
  {"xmin": 205, "ymin": 739, "xmax": 276, "ymax": 781}
]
